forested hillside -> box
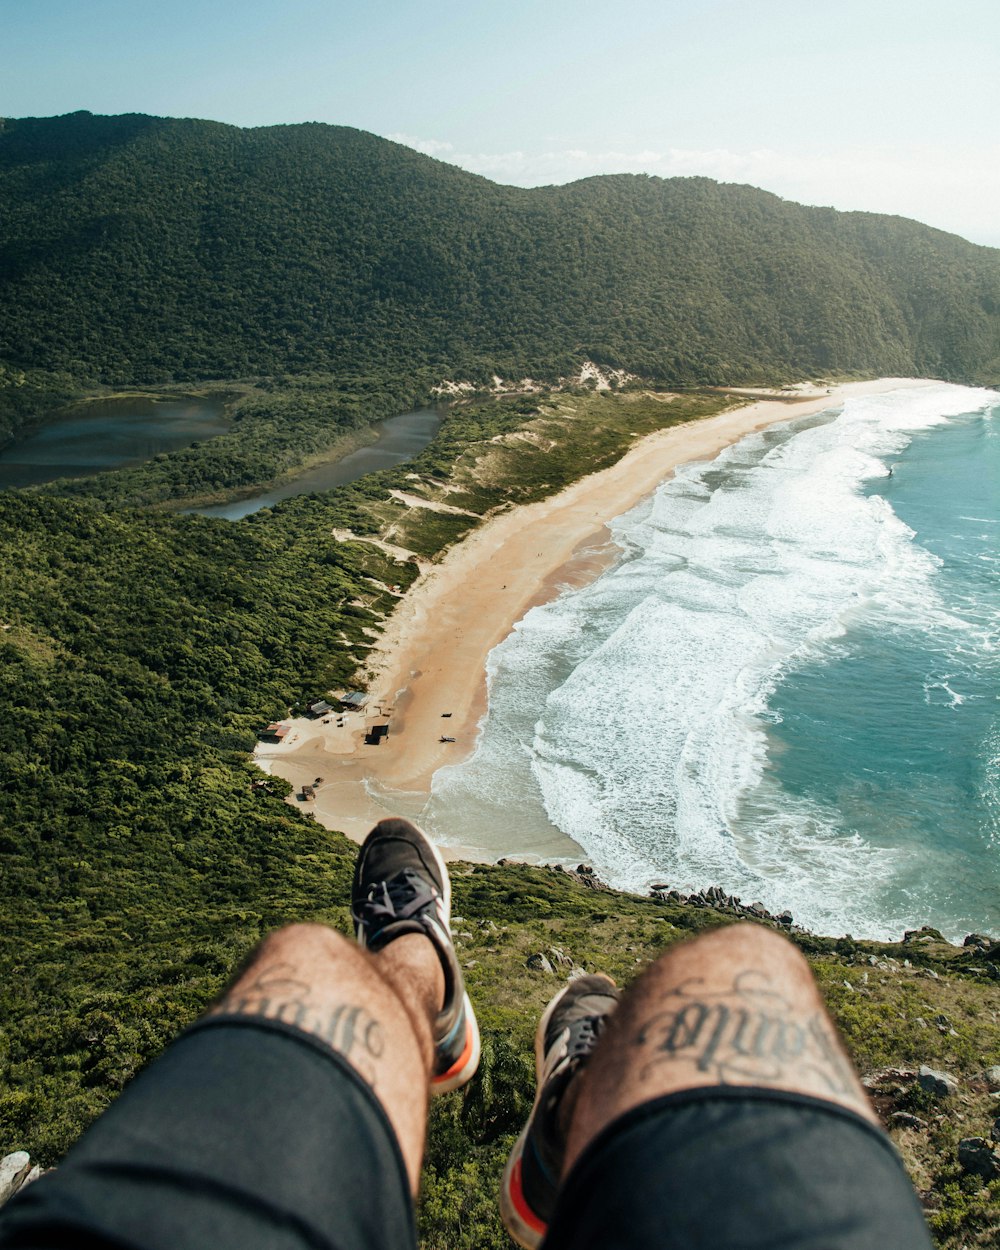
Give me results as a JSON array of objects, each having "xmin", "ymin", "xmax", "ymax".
[{"xmin": 2, "ymin": 110, "xmax": 999, "ymax": 428}]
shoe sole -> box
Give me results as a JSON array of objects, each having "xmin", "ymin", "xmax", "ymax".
[
  {"xmin": 498, "ymin": 981, "xmax": 577, "ymax": 1249},
  {"xmin": 414, "ymin": 831, "xmax": 481, "ymax": 1096}
]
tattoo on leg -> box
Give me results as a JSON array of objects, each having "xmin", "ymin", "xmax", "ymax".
[
  {"xmin": 634, "ymin": 970, "xmax": 857, "ymax": 1095},
  {"xmin": 210, "ymin": 961, "xmax": 386, "ymax": 1086}
]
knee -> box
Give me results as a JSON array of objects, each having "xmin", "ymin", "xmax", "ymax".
[
  {"xmin": 653, "ymin": 921, "xmax": 814, "ymax": 986},
  {"xmin": 257, "ymin": 921, "xmax": 351, "ymax": 961},
  {"xmin": 691, "ymin": 920, "xmax": 805, "ymax": 961}
]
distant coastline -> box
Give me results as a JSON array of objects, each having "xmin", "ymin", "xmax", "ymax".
[{"xmin": 256, "ymin": 377, "xmax": 936, "ymax": 856}]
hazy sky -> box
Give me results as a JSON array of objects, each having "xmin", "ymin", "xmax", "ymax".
[{"xmin": 3, "ymin": 0, "xmax": 998, "ymax": 246}]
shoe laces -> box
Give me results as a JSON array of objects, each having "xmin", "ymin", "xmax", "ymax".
[
  {"xmin": 357, "ymin": 868, "xmax": 436, "ymax": 930},
  {"xmin": 564, "ymin": 1013, "xmax": 604, "ymax": 1061}
]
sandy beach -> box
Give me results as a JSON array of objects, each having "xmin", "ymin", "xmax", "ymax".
[{"xmin": 256, "ymin": 378, "xmax": 934, "ymax": 853}]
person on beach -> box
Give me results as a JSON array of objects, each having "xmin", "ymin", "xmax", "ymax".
[{"xmin": 0, "ymin": 818, "xmax": 933, "ymax": 1250}]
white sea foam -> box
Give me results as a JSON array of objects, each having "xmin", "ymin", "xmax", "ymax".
[{"xmin": 430, "ymin": 383, "xmax": 1000, "ymax": 937}]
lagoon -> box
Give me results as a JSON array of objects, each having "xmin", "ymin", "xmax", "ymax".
[{"xmin": 0, "ymin": 396, "xmax": 229, "ymax": 489}]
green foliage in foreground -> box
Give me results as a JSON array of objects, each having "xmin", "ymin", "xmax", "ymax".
[{"xmin": 1, "ymin": 386, "xmax": 999, "ymax": 1247}]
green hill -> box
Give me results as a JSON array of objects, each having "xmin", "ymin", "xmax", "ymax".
[{"xmin": 2, "ymin": 110, "xmax": 999, "ymax": 407}]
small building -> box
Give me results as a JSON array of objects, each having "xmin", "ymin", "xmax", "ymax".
[
  {"xmin": 339, "ymin": 691, "xmax": 368, "ymax": 711},
  {"xmin": 261, "ymin": 723, "xmax": 290, "ymax": 742},
  {"xmin": 307, "ymin": 699, "xmax": 334, "ymax": 717}
]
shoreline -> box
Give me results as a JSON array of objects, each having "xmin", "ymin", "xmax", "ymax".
[{"xmin": 257, "ymin": 377, "xmax": 935, "ymax": 856}]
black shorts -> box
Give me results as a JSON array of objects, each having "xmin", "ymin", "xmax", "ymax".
[
  {"xmin": 0, "ymin": 1017, "xmax": 416, "ymax": 1250},
  {"xmin": 543, "ymin": 1086, "xmax": 934, "ymax": 1250},
  {"xmin": 0, "ymin": 1019, "xmax": 933, "ymax": 1250}
]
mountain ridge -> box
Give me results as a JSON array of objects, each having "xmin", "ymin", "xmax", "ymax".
[{"xmin": 2, "ymin": 111, "xmax": 999, "ymax": 399}]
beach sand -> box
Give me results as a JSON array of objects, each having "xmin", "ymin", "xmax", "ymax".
[{"xmin": 256, "ymin": 378, "xmax": 934, "ymax": 857}]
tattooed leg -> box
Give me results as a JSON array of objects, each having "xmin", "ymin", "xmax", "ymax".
[
  {"xmin": 209, "ymin": 923, "xmax": 444, "ymax": 1193},
  {"xmin": 563, "ymin": 923, "xmax": 878, "ymax": 1178}
]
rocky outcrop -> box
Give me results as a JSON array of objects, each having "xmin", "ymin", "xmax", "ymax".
[
  {"xmin": 958, "ymin": 1137, "xmax": 1000, "ymax": 1181},
  {"xmin": 649, "ymin": 883, "xmax": 798, "ymax": 930},
  {"xmin": 0, "ymin": 1152, "xmax": 44, "ymax": 1208}
]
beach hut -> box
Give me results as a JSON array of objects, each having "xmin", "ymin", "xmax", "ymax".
[
  {"xmin": 261, "ymin": 723, "xmax": 290, "ymax": 742},
  {"xmin": 307, "ymin": 699, "xmax": 334, "ymax": 717},
  {"xmin": 339, "ymin": 691, "xmax": 368, "ymax": 711}
]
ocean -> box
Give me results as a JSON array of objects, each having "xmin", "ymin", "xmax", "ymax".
[{"xmin": 421, "ymin": 383, "xmax": 1000, "ymax": 942}]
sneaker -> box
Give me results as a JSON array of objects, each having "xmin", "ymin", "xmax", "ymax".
[
  {"xmin": 500, "ymin": 974, "xmax": 620, "ymax": 1249},
  {"xmin": 351, "ymin": 817, "xmax": 481, "ymax": 1094}
]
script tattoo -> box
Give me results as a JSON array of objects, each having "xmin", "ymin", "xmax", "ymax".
[
  {"xmin": 210, "ymin": 962, "xmax": 385, "ymax": 1086},
  {"xmin": 634, "ymin": 970, "xmax": 856, "ymax": 1095}
]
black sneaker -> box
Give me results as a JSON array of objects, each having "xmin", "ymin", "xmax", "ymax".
[
  {"xmin": 500, "ymin": 974, "xmax": 620, "ymax": 1249},
  {"xmin": 351, "ymin": 817, "xmax": 481, "ymax": 1094}
]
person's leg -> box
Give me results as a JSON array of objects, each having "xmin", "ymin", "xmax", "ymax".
[
  {"xmin": 205, "ymin": 921, "xmax": 442, "ymax": 1191},
  {"xmin": 502, "ymin": 922, "xmax": 933, "ymax": 1250},
  {"xmin": 0, "ymin": 818, "xmax": 479, "ymax": 1250},
  {"xmin": 563, "ymin": 920, "xmax": 876, "ymax": 1172}
]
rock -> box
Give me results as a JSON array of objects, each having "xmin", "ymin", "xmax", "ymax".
[
  {"xmin": 776, "ymin": 910, "xmax": 794, "ymax": 927},
  {"xmin": 862, "ymin": 1066, "xmax": 918, "ymax": 1090},
  {"xmin": 0, "ymin": 1152, "xmax": 32, "ymax": 1206},
  {"xmin": 918, "ymin": 1066, "xmax": 959, "ymax": 1097},
  {"xmin": 548, "ymin": 947, "xmax": 574, "ymax": 969},
  {"xmin": 958, "ymin": 1137, "xmax": 1000, "ymax": 1180},
  {"xmin": 992, "ymin": 1117, "xmax": 1000, "ymax": 1144},
  {"xmin": 964, "ymin": 933, "xmax": 993, "ymax": 950},
  {"xmin": 903, "ymin": 925, "xmax": 948, "ymax": 944},
  {"xmin": 748, "ymin": 902, "xmax": 770, "ymax": 918},
  {"xmin": 526, "ymin": 952, "xmax": 554, "ymax": 974},
  {"xmin": 979, "ymin": 1066, "xmax": 1000, "ymax": 1091},
  {"xmin": 20, "ymin": 1166, "xmax": 43, "ymax": 1190},
  {"xmin": 570, "ymin": 865, "xmax": 610, "ymax": 892},
  {"xmin": 890, "ymin": 1112, "xmax": 927, "ymax": 1130}
]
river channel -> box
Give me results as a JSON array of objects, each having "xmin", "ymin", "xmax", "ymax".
[{"xmin": 191, "ymin": 408, "xmax": 443, "ymax": 520}]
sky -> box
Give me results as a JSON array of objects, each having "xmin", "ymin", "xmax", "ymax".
[{"xmin": 3, "ymin": 0, "xmax": 999, "ymax": 247}]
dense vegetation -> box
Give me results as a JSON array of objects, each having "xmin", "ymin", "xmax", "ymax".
[
  {"xmin": 3, "ymin": 111, "xmax": 1000, "ymax": 1245},
  {"xmin": 2, "ymin": 110, "xmax": 1000, "ymax": 441}
]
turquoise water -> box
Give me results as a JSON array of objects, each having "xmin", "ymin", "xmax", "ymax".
[
  {"xmin": 762, "ymin": 398, "xmax": 1000, "ymax": 939},
  {"xmin": 426, "ymin": 384, "xmax": 1000, "ymax": 941}
]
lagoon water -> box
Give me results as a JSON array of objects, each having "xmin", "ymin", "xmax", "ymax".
[
  {"xmin": 425, "ymin": 383, "xmax": 1000, "ymax": 941},
  {"xmin": 0, "ymin": 398, "xmax": 229, "ymax": 489}
]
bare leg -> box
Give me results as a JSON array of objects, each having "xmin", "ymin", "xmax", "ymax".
[
  {"xmin": 209, "ymin": 922, "xmax": 444, "ymax": 1192},
  {"xmin": 564, "ymin": 922, "xmax": 876, "ymax": 1176}
]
